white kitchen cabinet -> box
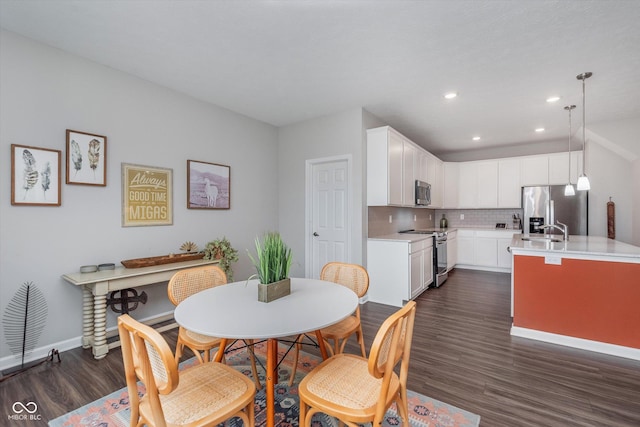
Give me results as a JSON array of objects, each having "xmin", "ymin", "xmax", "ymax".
[
  {"xmin": 367, "ymin": 126, "xmax": 442, "ymax": 208},
  {"xmin": 456, "ymin": 229, "xmax": 475, "ymax": 265},
  {"xmin": 520, "ymin": 155, "xmax": 549, "ymax": 186},
  {"xmin": 474, "ymin": 234, "xmax": 498, "ymax": 267},
  {"xmin": 443, "ymin": 162, "xmax": 459, "ymax": 208},
  {"xmin": 367, "ymin": 237, "xmax": 433, "ymax": 307},
  {"xmin": 498, "ymin": 158, "xmax": 521, "ymax": 208},
  {"xmin": 476, "ymin": 161, "xmax": 499, "ymax": 208},
  {"xmin": 429, "ymin": 155, "xmax": 444, "ymax": 208},
  {"xmin": 456, "ymin": 160, "xmax": 498, "ymax": 208},
  {"xmin": 417, "ymin": 151, "xmax": 429, "ymax": 184},
  {"xmin": 446, "ymin": 230, "xmax": 457, "ymax": 271},
  {"xmin": 456, "ymin": 229, "xmax": 516, "ymax": 272},
  {"xmin": 402, "ymin": 140, "xmax": 417, "ymax": 206},
  {"xmin": 410, "ymin": 241, "xmax": 434, "ymax": 299},
  {"xmin": 367, "ymin": 126, "xmax": 405, "ymax": 206},
  {"xmin": 457, "ymin": 162, "xmax": 478, "ymax": 208}
]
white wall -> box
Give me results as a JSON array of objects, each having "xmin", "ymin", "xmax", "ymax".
[
  {"xmin": 0, "ymin": 31, "xmax": 279, "ymax": 364},
  {"xmin": 277, "ymin": 108, "xmax": 366, "ymax": 277},
  {"xmin": 633, "ymin": 159, "xmax": 640, "ymax": 246},
  {"xmin": 586, "ymin": 140, "xmax": 633, "ymax": 243}
]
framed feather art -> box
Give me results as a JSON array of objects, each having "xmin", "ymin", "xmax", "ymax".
[
  {"xmin": 66, "ymin": 129, "xmax": 107, "ymax": 186},
  {"xmin": 11, "ymin": 144, "xmax": 61, "ymax": 206}
]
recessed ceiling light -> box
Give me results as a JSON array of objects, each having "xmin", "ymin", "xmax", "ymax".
[
  {"xmin": 535, "ymin": 128, "xmax": 545, "ymax": 133},
  {"xmin": 444, "ymin": 92, "xmax": 458, "ymax": 99},
  {"xmin": 472, "ymin": 136, "xmax": 481, "ymax": 141},
  {"xmin": 546, "ymin": 96, "xmax": 561, "ymax": 103}
]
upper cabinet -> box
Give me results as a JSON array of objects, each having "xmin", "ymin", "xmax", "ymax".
[
  {"xmin": 367, "ymin": 126, "xmax": 405, "ymax": 206},
  {"xmin": 456, "ymin": 160, "xmax": 500, "ymax": 208},
  {"xmin": 367, "ymin": 125, "xmax": 582, "ymax": 210},
  {"xmin": 420, "ymin": 152, "xmax": 443, "ymax": 208},
  {"xmin": 520, "ymin": 155, "xmax": 549, "ymax": 186},
  {"xmin": 498, "ymin": 158, "xmax": 521, "ymax": 208},
  {"xmin": 443, "ymin": 162, "xmax": 459, "ymax": 209},
  {"xmin": 367, "ymin": 126, "xmax": 442, "ymax": 208}
]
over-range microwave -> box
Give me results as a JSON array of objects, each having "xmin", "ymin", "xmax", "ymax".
[{"xmin": 415, "ymin": 180, "xmax": 431, "ymax": 206}]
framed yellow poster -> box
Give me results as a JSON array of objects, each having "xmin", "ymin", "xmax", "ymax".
[{"xmin": 122, "ymin": 163, "xmax": 173, "ymax": 227}]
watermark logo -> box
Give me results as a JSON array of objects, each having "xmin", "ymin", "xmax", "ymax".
[{"xmin": 8, "ymin": 401, "xmax": 42, "ymax": 421}]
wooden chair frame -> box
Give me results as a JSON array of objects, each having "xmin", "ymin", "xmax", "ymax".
[
  {"xmin": 298, "ymin": 300, "xmax": 417, "ymax": 426},
  {"xmin": 167, "ymin": 265, "xmax": 261, "ymax": 389},
  {"xmin": 289, "ymin": 262, "xmax": 370, "ymax": 386},
  {"xmin": 118, "ymin": 314, "xmax": 255, "ymax": 427}
]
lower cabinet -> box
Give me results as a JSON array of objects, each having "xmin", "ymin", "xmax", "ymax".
[
  {"xmin": 367, "ymin": 237, "xmax": 433, "ymax": 307},
  {"xmin": 456, "ymin": 229, "xmax": 516, "ymax": 272},
  {"xmin": 446, "ymin": 230, "xmax": 457, "ymax": 271}
]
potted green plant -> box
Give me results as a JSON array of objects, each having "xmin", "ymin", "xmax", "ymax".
[
  {"xmin": 248, "ymin": 231, "xmax": 293, "ymax": 302},
  {"xmin": 203, "ymin": 237, "xmax": 239, "ymax": 281}
]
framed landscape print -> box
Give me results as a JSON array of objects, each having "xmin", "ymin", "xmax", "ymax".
[
  {"xmin": 11, "ymin": 144, "xmax": 61, "ymax": 206},
  {"xmin": 66, "ymin": 129, "xmax": 107, "ymax": 186},
  {"xmin": 187, "ymin": 160, "xmax": 230, "ymax": 209},
  {"xmin": 122, "ymin": 163, "xmax": 173, "ymax": 227}
]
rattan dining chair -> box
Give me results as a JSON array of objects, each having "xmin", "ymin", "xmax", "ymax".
[
  {"xmin": 297, "ymin": 300, "xmax": 417, "ymax": 427},
  {"xmin": 289, "ymin": 262, "xmax": 369, "ymax": 386},
  {"xmin": 118, "ymin": 314, "xmax": 256, "ymax": 427},
  {"xmin": 167, "ymin": 265, "xmax": 261, "ymax": 389}
]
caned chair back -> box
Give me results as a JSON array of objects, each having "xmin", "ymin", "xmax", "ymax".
[
  {"xmin": 118, "ymin": 314, "xmax": 257, "ymax": 427},
  {"xmin": 368, "ymin": 300, "xmax": 416, "ymax": 381},
  {"xmin": 320, "ymin": 262, "xmax": 369, "ymax": 299},
  {"xmin": 167, "ymin": 264, "xmax": 227, "ymax": 306},
  {"xmin": 297, "ymin": 301, "xmax": 417, "ymax": 426},
  {"xmin": 118, "ymin": 314, "xmax": 179, "ymax": 424}
]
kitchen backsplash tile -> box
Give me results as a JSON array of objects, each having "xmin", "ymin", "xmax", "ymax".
[
  {"xmin": 368, "ymin": 206, "xmax": 435, "ymax": 237},
  {"xmin": 368, "ymin": 207, "xmax": 524, "ymax": 237},
  {"xmin": 435, "ymin": 208, "xmax": 524, "ymax": 229}
]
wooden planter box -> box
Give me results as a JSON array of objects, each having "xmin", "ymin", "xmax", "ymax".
[{"xmin": 258, "ymin": 278, "xmax": 291, "ymax": 303}]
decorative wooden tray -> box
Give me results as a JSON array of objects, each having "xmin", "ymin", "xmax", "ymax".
[{"xmin": 121, "ymin": 252, "xmax": 205, "ymax": 268}]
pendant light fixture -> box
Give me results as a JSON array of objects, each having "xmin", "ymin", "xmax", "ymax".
[
  {"xmin": 564, "ymin": 104, "xmax": 576, "ymax": 196},
  {"xmin": 576, "ymin": 72, "xmax": 592, "ymax": 191}
]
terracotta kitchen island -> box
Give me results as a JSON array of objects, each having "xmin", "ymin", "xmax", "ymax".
[{"xmin": 509, "ymin": 234, "xmax": 640, "ymax": 360}]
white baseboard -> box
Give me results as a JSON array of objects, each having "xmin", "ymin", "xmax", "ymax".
[
  {"xmin": 0, "ymin": 310, "xmax": 176, "ymax": 372},
  {"xmin": 454, "ymin": 264, "xmax": 511, "ymax": 274},
  {"xmin": 511, "ymin": 326, "xmax": 640, "ymax": 361}
]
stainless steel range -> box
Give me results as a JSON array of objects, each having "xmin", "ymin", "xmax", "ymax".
[{"xmin": 399, "ymin": 229, "xmax": 449, "ymax": 288}]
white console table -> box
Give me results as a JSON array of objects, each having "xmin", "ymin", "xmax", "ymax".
[{"xmin": 62, "ymin": 258, "xmax": 218, "ymax": 359}]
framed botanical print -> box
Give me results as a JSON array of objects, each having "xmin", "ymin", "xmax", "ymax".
[
  {"xmin": 187, "ymin": 160, "xmax": 230, "ymax": 209},
  {"xmin": 122, "ymin": 163, "xmax": 173, "ymax": 227},
  {"xmin": 66, "ymin": 129, "xmax": 107, "ymax": 186},
  {"xmin": 11, "ymin": 144, "xmax": 61, "ymax": 206}
]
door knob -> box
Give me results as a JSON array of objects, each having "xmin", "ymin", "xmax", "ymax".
[{"xmin": 313, "ymin": 232, "xmax": 319, "ymax": 237}]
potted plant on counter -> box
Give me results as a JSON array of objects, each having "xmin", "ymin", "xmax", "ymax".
[
  {"xmin": 203, "ymin": 237, "xmax": 239, "ymax": 281},
  {"xmin": 248, "ymin": 231, "xmax": 293, "ymax": 303}
]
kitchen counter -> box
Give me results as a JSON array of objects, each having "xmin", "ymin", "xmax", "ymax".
[
  {"xmin": 509, "ymin": 234, "xmax": 640, "ymax": 361},
  {"xmin": 509, "ymin": 234, "xmax": 640, "ymax": 262},
  {"xmin": 368, "ymin": 232, "xmax": 435, "ymax": 243}
]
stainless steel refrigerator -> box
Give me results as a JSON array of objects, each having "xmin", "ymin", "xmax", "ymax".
[{"xmin": 522, "ymin": 186, "xmax": 588, "ymax": 236}]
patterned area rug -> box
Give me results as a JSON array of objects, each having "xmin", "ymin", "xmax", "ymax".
[{"xmin": 49, "ymin": 341, "xmax": 480, "ymax": 427}]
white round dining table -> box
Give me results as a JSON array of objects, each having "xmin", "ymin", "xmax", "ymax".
[{"xmin": 174, "ymin": 277, "xmax": 359, "ymax": 427}]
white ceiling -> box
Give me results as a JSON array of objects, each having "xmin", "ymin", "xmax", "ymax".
[{"xmin": 2, "ymin": 0, "xmax": 640, "ymax": 157}]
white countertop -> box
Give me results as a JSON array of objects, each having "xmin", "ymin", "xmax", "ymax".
[
  {"xmin": 368, "ymin": 227, "xmax": 519, "ymax": 243},
  {"xmin": 509, "ymin": 234, "xmax": 640, "ymax": 261},
  {"xmin": 368, "ymin": 232, "xmax": 440, "ymax": 243}
]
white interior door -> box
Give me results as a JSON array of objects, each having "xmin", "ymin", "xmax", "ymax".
[{"xmin": 306, "ymin": 157, "xmax": 351, "ymax": 279}]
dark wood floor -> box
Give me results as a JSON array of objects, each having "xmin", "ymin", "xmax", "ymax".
[{"xmin": 2, "ymin": 269, "xmax": 640, "ymax": 426}]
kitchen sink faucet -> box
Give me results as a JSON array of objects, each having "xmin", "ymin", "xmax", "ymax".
[{"xmin": 541, "ymin": 221, "xmax": 569, "ymax": 241}]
